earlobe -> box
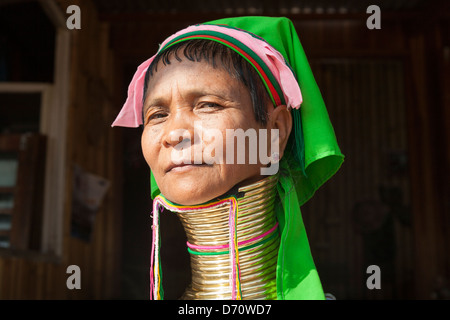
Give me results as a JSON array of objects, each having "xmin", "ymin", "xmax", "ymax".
[{"xmin": 269, "ymin": 105, "xmax": 292, "ymax": 159}]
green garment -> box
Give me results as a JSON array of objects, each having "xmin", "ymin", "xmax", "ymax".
[{"xmin": 150, "ymin": 16, "xmax": 344, "ymax": 300}]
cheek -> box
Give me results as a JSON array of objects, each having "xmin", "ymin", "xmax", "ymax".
[
  {"xmin": 141, "ymin": 127, "xmax": 160, "ymax": 168},
  {"xmin": 196, "ymin": 115, "xmax": 233, "ymax": 159},
  {"xmin": 220, "ymin": 115, "xmax": 265, "ymax": 163}
]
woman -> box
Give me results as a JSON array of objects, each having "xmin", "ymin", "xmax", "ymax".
[{"xmin": 112, "ymin": 16, "xmax": 344, "ymax": 300}]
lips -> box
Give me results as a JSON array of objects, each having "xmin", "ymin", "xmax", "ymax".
[{"xmin": 165, "ymin": 162, "xmax": 210, "ymax": 173}]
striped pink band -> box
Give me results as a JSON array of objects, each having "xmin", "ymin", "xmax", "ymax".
[{"xmin": 186, "ymin": 222, "xmax": 279, "ymax": 251}]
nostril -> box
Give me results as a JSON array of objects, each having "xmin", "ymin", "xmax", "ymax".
[
  {"xmin": 178, "ymin": 137, "xmax": 191, "ymax": 147},
  {"xmin": 163, "ymin": 128, "xmax": 193, "ymax": 148}
]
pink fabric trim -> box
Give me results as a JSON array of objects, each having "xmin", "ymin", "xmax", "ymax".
[
  {"xmin": 149, "ymin": 199, "xmax": 161, "ymax": 300},
  {"xmin": 112, "ymin": 24, "xmax": 302, "ymax": 128},
  {"xmin": 228, "ymin": 198, "xmax": 237, "ymax": 300},
  {"xmin": 187, "ymin": 222, "xmax": 279, "ymax": 250}
]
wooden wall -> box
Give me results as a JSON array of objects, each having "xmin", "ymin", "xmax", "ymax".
[
  {"xmin": 306, "ymin": 59, "xmax": 413, "ymax": 299},
  {"xmin": 0, "ymin": 0, "xmax": 123, "ymax": 299},
  {"xmin": 63, "ymin": 0, "xmax": 122, "ymax": 299},
  {"xmin": 296, "ymin": 14, "xmax": 449, "ymax": 299}
]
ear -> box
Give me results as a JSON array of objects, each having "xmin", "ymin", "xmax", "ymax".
[{"xmin": 268, "ymin": 105, "xmax": 292, "ymax": 159}]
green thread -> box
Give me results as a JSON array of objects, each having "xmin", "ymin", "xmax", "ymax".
[{"xmin": 187, "ymin": 229, "xmax": 279, "ymax": 256}]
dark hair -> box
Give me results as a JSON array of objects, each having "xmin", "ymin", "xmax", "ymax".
[{"xmin": 142, "ymin": 39, "xmax": 271, "ymax": 125}]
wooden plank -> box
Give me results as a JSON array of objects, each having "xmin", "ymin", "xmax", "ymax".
[
  {"xmin": 16, "ymin": 258, "xmax": 25, "ymax": 299},
  {"xmin": 405, "ymin": 30, "xmax": 440, "ymax": 299},
  {"xmin": 0, "ymin": 259, "xmax": 3, "ymax": 299},
  {"xmin": 0, "ymin": 82, "xmax": 51, "ymax": 93},
  {"xmin": 0, "ymin": 230, "xmax": 10, "ymax": 237},
  {"xmin": 8, "ymin": 134, "xmax": 46, "ymax": 251},
  {"xmin": 10, "ymin": 257, "xmax": 18, "ymax": 298},
  {"xmin": 0, "ymin": 134, "xmax": 21, "ymax": 150},
  {"xmin": 103, "ymin": 40, "xmax": 118, "ymax": 299},
  {"xmin": 40, "ymin": 27, "xmax": 71, "ymax": 256},
  {"xmin": 0, "ymin": 187, "xmax": 15, "ymax": 194},
  {"xmin": 0, "ymin": 208, "xmax": 12, "ymax": 215},
  {"xmin": 46, "ymin": 262, "xmax": 57, "ymax": 299},
  {"xmin": 438, "ymin": 21, "xmax": 450, "ymax": 284},
  {"xmin": 35, "ymin": 261, "xmax": 45, "ymax": 299},
  {"xmin": 2, "ymin": 258, "xmax": 12, "ymax": 299}
]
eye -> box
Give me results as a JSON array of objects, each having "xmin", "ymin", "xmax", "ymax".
[
  {"xmin": 144, "ymin": 109, "xmax": 168, "ymax": 125},
  {"xmin": 150, "ymin": 112, "xmax": 167, "ymax": 119},
  {"xmin": 197, "ymin": 102, "xmax": 224, "ymax": 110}
]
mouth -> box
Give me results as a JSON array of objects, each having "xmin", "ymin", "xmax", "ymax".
[{"xmin": 165, "ymin": 162, "xmax": 211, "ymax": 173}]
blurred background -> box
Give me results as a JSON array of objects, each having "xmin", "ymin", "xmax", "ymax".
[{"xmin": 0, "ymin": 0, "xmax": 448, "ymax": 300}]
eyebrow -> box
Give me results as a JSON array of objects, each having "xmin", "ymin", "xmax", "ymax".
[
  {"xmin": 143, "ymin": 98, "xmax": 167, "ymax": 116},
  {"xmin": 145, "ymin": 89, "xmax": 236, "ymax": 109}
]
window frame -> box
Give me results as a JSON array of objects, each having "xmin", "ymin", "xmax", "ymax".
[{"xmin": 0, "ymin": 22, "xmax": 71, "ymax": 257}]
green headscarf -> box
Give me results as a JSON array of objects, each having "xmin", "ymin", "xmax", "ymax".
[{"xmin": 149, "ymin": 16, "xmax": 344, "ymax": 299}]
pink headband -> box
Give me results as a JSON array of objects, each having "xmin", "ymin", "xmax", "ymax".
[{"xmin": 111, "ymin": 24, "xmax": 302, "ymax": 127}]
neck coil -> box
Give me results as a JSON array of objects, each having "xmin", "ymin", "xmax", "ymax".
[{"xmin": 150, "ymin": 174, "xmax": 280, "ymax": 300}]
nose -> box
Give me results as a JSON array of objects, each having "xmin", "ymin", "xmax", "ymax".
[
  {"xmin": 162, "ymin": 127, "xmax": 192, "ymax": 148},
  {"xmin": 161, "ymin": 109, "xmax": 195, "ymax": 149}
]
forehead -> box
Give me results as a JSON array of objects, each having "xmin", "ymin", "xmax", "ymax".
[{"xmin": 145, "ymin": 58, "xmax": 247, "ymax": 101}]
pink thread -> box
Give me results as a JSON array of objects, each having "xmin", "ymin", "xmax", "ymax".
[
  {"xmin": 186, "ymin": 222, "xmax": 279, "ymax": 250},
  {"xmin": 159, "ymin": 197, "xmax": 231, "ymax": 213},
  {"xmin": 150, "ymin": 196, "xmax": 252, "ymax": 300},
  {"xmin": 149, "ymin": 199, "xmax": 162, "ymax": 300},
  {"xmin": 229, "ymin": 198, "xmax": 237, "ymax": 300}
]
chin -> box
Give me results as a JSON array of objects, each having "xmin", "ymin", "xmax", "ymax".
[
  {"xmin": 163, "ymin": 190, "xmax": 218, "ymax": 206},
  {"xmin": 160, "ymin": 180, "xmax": 231, "ymax": 206}
]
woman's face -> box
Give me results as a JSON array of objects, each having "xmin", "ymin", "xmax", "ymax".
[{"xmin": 141, "ymin": 58, "xmax": 272, "ymax": 205}]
